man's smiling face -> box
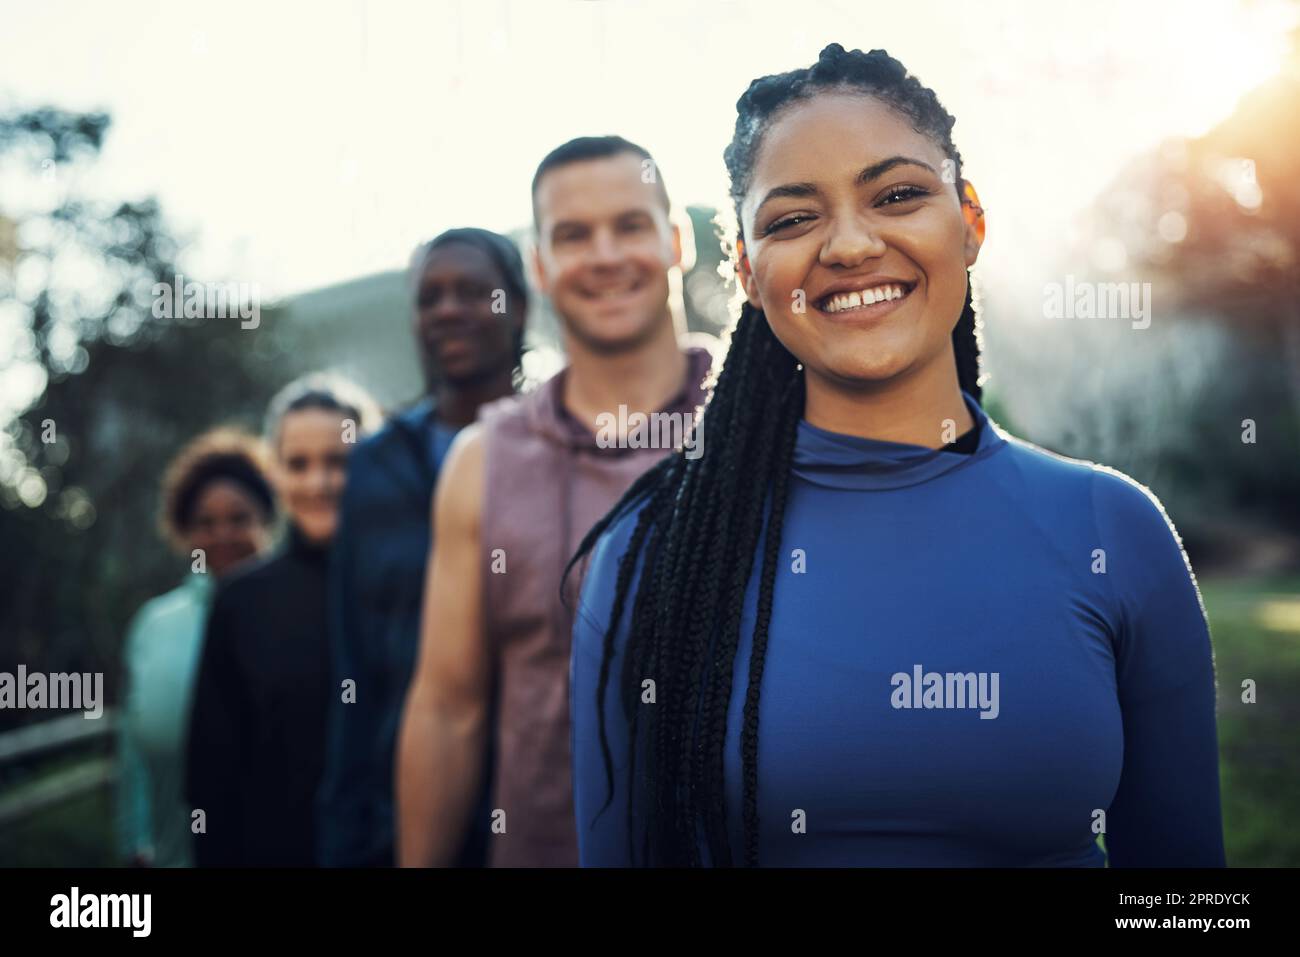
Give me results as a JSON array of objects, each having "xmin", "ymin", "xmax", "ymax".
[{"xmin": 533, "ymin": 151, "xmax": 681, "ymax": 355}]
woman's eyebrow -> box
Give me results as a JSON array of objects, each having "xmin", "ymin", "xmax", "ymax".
[
  {"xmin": 755, "ymin": 155, "xmax": 939, "ymax": 218},
  {"xmin": 857, "ymin": 155, "xmax": 937, "ymax": 184},
  {"xmin": 755, "ymin": 181, "xmax": 818, "ymax": 217}
]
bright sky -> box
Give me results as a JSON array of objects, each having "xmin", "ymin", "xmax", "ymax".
[{"xmin": 0, "ymin": 0, "xmax": 1293, "ymax": 302}]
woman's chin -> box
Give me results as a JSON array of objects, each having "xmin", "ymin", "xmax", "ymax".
[
  {"xmin": 809, "ymin": 354, "xmax": 913, "ymax": 390},
  {"xmin": 294, "ymin": 519, "xmax": 336, "ymax": 546}
]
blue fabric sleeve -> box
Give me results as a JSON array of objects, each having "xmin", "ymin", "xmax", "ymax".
[
  {"xmin": 317, "ymin": 458, "xmax": 379, "ymax": 867},
  {"xmin": 1092, "ymin": 469, "xmax": 1226, "ymax": 866},
  {"xmin": 571, "ymin": 501, "xmax": 651, "ymax": 867}
]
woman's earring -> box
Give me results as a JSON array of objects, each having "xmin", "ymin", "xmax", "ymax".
[{"xmin": 961, "ymin": 182, "xmax": 986, "ymax": 243}]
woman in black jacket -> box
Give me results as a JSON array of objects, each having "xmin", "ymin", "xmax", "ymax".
[{"xmin": 187, "ymin": 373, "xmax": 380, "ymax": 866}]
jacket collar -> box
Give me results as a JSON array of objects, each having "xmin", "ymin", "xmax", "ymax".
[{"xmin": 791, "ymin": 389, "xmax": 1007, "ymax": 491}]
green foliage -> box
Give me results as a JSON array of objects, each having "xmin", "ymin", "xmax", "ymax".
[
  {"xmin": 0, "ymin": 109, "xmax": 291, "ymax": 727},
  {"xmin": 1199, "ymin": 576, "xmax": 1300, "ymax": 866}
]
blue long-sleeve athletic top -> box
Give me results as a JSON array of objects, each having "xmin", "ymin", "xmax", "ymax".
[{"xmin": 571, "ymin": 390, "xmax": 1225, "ymax": 867}]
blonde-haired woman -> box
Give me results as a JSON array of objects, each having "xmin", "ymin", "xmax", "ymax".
[{"xmin": 186, "ymin": 373, "xmax": 379, "ymax": 866}]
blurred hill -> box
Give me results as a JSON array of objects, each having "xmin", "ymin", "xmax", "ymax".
[{"xmin": 271, "ymin": 270, "xmax": 422, "ymax": 409}]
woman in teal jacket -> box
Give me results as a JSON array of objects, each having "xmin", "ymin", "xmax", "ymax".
[{"xmin": 116, "ymin": 428, "xmax": 275, "ymax": 866}]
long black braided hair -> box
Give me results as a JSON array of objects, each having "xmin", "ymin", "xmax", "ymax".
[{"xmin": 566, "ymin": 43, "xmax": 984, "ymax": 867}]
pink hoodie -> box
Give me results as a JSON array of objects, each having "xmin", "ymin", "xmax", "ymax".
[{"xmin": 476, "ymin": 346, "xmax": 712, "ymax": 866}]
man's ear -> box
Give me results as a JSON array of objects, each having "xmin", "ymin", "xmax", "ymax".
[
  {"xmin": 735, "ymin": 238, "xmax": 762, "ymax": 309},
  {"xmin": 530, "ymin": 241, "xmax": 551, "ymax": 297}
]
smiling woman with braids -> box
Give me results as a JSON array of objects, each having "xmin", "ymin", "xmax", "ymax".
[{"xmin": 566, "ymin": 44, "xmax": 1225, "ymax": 868}]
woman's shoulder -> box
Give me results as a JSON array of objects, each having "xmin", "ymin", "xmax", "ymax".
[
  {"xmin": 995, "ymin": 430, "xmax": 1175, "ymax": 532},
  {"xmin": 128, "ymin": 579, "xmax": 206, "ymax": 633},
  {"xmin": 574, "ymin": 491, "xmax": 657, "ymax": 639},
  {"xmin": 1086, "ymin": 464, "xmax": 1196, "ymax": 600},
  {"xmin": 122, "ymin": 580, "xmax": 210, "ymax": 666},
  {"xmin": 996, "ymin": 430, "xmax": 1193, "ymax": 607},
  {"xmin": 592, "ymin": 490, "xmax": 655, "ymax": 560},
  {"xmin": 210, "ymin": 549, "xmax": 294, "ymax": 610}
]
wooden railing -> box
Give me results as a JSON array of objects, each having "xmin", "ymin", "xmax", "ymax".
[{"xmin": 0, "ymin": 710, "xmax": 117, "ymax": 828}]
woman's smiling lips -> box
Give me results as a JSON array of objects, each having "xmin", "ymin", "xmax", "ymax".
[{"xmin": 813, "ymin": 279, "xmax": 916, "ymax": 322}]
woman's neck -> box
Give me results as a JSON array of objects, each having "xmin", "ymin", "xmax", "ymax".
[
  {"xmin": 803, "ymin": 348, "xmax": 973, "ymax": 449},
  {"xmin": 288, "ymin": 521, "xmax": 332, "ymax": 557}
]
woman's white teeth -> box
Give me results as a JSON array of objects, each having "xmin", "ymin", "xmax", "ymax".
[{"xmin": 823, "ymin": 284, "xmax": 908, "ymax": 314}]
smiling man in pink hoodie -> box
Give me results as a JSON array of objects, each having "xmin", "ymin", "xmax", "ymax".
[{"xmin": 396, "ymin": 136, "xmax": 712, "ymax": 867}]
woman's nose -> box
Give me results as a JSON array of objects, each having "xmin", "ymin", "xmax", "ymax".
[{"xmin": 819, "ymin": 215, "xmax": 887, "ymax": 269}]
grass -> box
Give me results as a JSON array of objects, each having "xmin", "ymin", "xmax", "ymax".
[
  {"xmin": 1200, "ymin": 573, "xmax": 1300, "ymax": 867},
  {"xmin": 0, "ymin": 781, "xmax": 115, "ymax": 867}
]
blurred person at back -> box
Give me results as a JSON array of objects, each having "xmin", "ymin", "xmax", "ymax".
[
  {"xmin": 317, "ymin": 229, "xmax": 529, "ymax": 867},
  {"xmin": 117, "ymin": 428, "xmax": 275, "ymax": 866},
  {"xmin": 186, "ymin": 374, "xmax": 380, "ymax": 866}
]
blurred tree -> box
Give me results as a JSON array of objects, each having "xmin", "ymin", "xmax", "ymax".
[
  {"xmin": 1156, "ymin": 30, "xmax": 1300, "ymax": 354},
  {"xmin": 0, "ymin": 109, "xmax": 288, "ymax": 727},
  {"xmin": 1018, "ymin": 29, "xmax": 1300, "ymax": 563},
  {"xmin": 1119, "ymin": 27, "xmax": 1300, "ymax": 545}
]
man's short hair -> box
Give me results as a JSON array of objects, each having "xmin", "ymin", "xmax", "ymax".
[{"xmin": 530, "ymin": 135, "xmax": 670, "ymax": 229}]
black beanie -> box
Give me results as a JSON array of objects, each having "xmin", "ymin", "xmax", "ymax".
[{"xmin": 419, "ymin": 227, "xmax": 530, "ymax": 309}]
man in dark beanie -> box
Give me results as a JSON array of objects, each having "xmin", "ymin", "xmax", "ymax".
[{"xmin": 318, "ymin": 227, "xmax": 528, "ymax": 867}]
